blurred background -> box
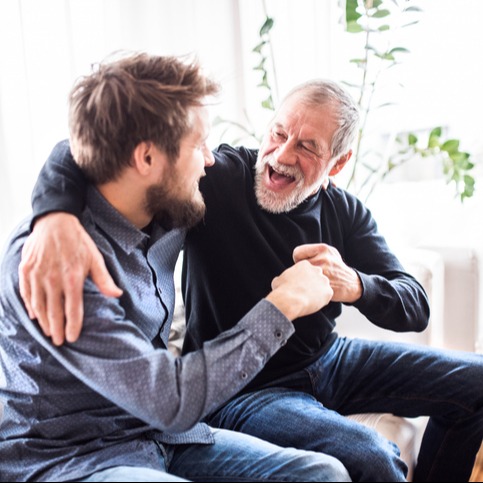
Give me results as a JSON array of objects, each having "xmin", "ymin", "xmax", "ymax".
[{"xmin": 0, "ymin": 0, "xmax": 482, "ymax": 250}]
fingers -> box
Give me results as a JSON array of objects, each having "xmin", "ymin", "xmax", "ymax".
[
  {"xmin": 293, "ymin": 243, "xmax": 327, "ymax": 263},
  {"xmin": 46, "ymin": 288, "xmax": 66, "ymax": 346},
  {"xmin": 19, "ymin": 262, "xmax": 35, "ymax": 320},
  {"xmin": 29, "ymin": 275, "xmax": 50, "ymax": 338},
  {"xmin": 89, "ymin": 241, "xmax": 123, "ymax": 298},
  {"xmin": 34, "ymin": 270, "xmax": 66, "ymax": 345},
  {"xmin": 64, "ymin": 275, "xmax": 85, "ymax": 343},
  {"xmin": 271, "ymin": 275, "xmax": 280, "ymax": 290}
]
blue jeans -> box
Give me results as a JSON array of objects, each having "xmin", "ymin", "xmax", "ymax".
[
  {"xmin": 81, "ymin": 428, "xmax": 350, "ymax": 482},
  {"xmin": 208, "ymin": 337, "xmax": 483, "ymax": 482}
]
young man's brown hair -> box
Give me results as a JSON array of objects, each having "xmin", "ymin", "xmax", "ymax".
[{"xmin": 69, "ymin": 52, "xmax": 219, "ymax": 184}]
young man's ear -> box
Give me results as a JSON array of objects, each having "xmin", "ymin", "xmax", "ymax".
[
  {"xmin": 329, "ymin": 150, "xmax": 352, "ymax": 177},
  {"xmin": 132, "ymin": 142, "xmax": 155, "ymax": 176}
]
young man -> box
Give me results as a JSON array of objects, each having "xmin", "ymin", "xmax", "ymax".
[
  {"xmin": 0, "ymin": 53, "xmax": 350, "ymax": 482},
  {"xmin": 19, "ymin": 79, "xmax": 483, "ymax": 481}
]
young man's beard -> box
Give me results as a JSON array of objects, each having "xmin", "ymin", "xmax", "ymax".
[{"xmin": 146, "ymin": 180, "xmax": 206, "ymax": 231}]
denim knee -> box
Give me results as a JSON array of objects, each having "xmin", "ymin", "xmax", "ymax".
[
  {"xmin": 348, "ymin": 429, "xmax": 407, "ymax": 482},
  {"xmin": 315, "ymin": 456, "xmax": 351, "ymax": 482},
  {"xmin": 286, "ymin": 450, "xmax": 351, "ymax": 482}
]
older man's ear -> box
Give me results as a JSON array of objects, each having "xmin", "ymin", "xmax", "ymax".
[{"xmin": 322, "ymin": 151, "xmax": 352, "ymax": 190}]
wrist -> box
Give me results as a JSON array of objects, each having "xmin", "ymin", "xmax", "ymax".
[
  {"xmin": 345, "ymin": 269, "xmax": 363, "ymax": 303},
  {"xmin": 33, "ymin": 211, "xmax": 79, "ymax": 230},
  {"xmin": 265, "ymin": 288, "xmax": 304, "ymax": 321}
]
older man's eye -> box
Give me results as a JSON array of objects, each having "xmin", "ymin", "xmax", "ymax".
[{"xmin": 300, "ymin": 144, "xmax": 319, "ymax": 157}]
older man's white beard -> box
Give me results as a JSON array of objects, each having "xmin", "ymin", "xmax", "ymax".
[{"xmin": 254, "ymin": 153, "xmax": 322, "ymax": 214}]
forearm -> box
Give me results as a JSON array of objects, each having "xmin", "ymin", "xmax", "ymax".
[
  {"xmin": 58, "ymin": 300, "xmax": 293, "ymax": 432},
  {"xmin": 352, "ymin": 270, "xmax": 430, "ymax": 332},
  {"xmin": 11, "ymin": 273, "xmax": 293, "ymax": 433},
  {"xmin": 31, "ymin": 140, "xmax": 87, "ymax": 223}
]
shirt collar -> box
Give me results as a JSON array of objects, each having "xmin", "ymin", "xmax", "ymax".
[{"xmin": 85, "ymin": 185, "xmax": 150, "ymax": 255}]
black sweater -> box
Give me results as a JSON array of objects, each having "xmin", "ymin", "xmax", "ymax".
[{"xmin": 32, "ymin": 141, "xmax": 430, "ymax": 390}]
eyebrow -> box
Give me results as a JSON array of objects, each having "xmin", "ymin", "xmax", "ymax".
[{"xmin": 274, "ymin": 123, "xmax": 321, "ymax": 154}]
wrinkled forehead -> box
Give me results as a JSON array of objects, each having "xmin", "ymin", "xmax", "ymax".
[{"xmin": 273, "ymin": 94, "xmax": 339, "ymax": 141}]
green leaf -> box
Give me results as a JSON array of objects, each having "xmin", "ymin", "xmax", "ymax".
[
  {"xmin": 405, "ymin": 6, "xmax": 423, "ymax": 12},
  {"xmin": 372, "ymin": 9, "xmax": 391, "ymax": 18},
  {"xmin": 252, "ymin": 41, "xmax": 265, "ymax": 53},
  {"xmin": 346, "ymin": 0, "xmax": 361, "ymax": 23},
  {"xmin": 389, "ymin": 47, "xmax": 410, "ymax": 55},
  {"xmin": 441, "ymin": 139, "xmax": 460, "ymax": 154},
  {"xmin": 347, "ymin": 20, "xmax": 364, "ymax": 33},
  {"xmin": 375, "ymin": 52, "xmax": 395, "ymax": 61},
  {"xmin": 402, "ymin": 20, "xmax": 420, "ymax": 28},
  {"xmin": 377, "ymin": 102, "xmax": 396, "ymax": 109},
  {"xmin": 378, "ymin": 24, "xmax": 390, "ymax": 31},
  {"xmin": 449, "ymin": 151, "xmax": 469, "ymax": 163},
  {"xmin": 408, "ymin": 133, "xmax": 418, "ymax": 145},
  {"xmin": 429, "ymin": 127, "xmax": 442, "ymax": 138},
  {"xmin": 253, "ymin": 58, "xmax": 266, "ymax": 71},
  {"xmin": 260, "ymin": 17, "xmax": 274, "ymax": 36},
  {"xmin": 262, "ymin": 97, "xmax": 274, "ymax": 110}
]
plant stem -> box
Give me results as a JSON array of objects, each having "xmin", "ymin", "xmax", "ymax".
[
  {"xmin": 262, "ymin": 0, "xmax": 279, "ymax": 105},
  {"xmin": 347, "ymin": 4, "xmax": 372, "ymax": 191}
]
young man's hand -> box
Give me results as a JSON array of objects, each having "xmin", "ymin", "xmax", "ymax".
[
  {"xmin": 266, "ymin": 260, "xmax": 333, "ymax": 321},
  {"xmin": 18, "ymin": 213, "xmax": 122, "ymax": 345}
]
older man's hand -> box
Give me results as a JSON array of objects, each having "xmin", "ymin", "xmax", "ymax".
[{"xmin": 19, "ymin": 213, "xmax": 122, "ymax": 345}]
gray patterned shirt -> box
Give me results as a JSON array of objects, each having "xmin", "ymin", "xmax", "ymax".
[{"xmin": 0, "ymin": 186, "xmax": 294, "ymax": 482}]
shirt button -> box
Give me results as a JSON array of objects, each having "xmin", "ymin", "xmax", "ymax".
[
  {"xmin": 275, "ymin": 330, "xmax": 283, "ymax": 339},
  {"xmin": 241, "ymin": 372, "xmax": 248, "ymax": 380}
]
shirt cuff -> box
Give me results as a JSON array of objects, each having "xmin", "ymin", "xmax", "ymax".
[{"xmin": 236, "ymin": 299, "xmax": 295, "ymax": 356}]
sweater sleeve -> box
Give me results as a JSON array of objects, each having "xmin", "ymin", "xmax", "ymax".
[
  {"xmin": 340, "ymin": 191, "xmax": 430, "ymax": 333},
  {"xmin": 31, "ymin": 140, "xmax": 87, "ymax": 223}
]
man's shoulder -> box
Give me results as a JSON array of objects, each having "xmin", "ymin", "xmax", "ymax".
[
  {"xmin": 0, "ymin": 218, "xmax": 32, "ymax": 310},
  {"xmin": 324, "ymin": 183, "xmax": 367, "ymax": 215},
  {"xmin": 213, "ymin": 143, "xmax": 258, "ymax": 170},
  {"xmin": 1, "ymin": 218, "xmax": 32, "ymax": 276}
]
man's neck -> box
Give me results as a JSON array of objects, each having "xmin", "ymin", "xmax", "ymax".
[{"xmin": 97, "ymin": 180, "xmax": 151, "ymax": 229}]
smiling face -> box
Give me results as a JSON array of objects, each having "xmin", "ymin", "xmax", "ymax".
[{"xmin": 254, "ymin": 93, "xmax": 344, "ymax": 213}]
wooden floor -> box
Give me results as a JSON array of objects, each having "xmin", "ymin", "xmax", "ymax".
[{"xmin": 470, "ymin": 444, "xmax": 483, "ymax": 482}]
